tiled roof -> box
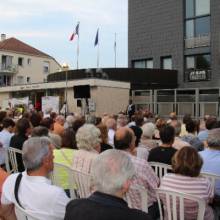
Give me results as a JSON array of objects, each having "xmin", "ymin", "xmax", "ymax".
[{"xmin": 0, "ymin": 37, "xmax": 51, "ymax": 58}]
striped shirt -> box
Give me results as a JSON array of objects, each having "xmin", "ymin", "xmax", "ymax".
[
  {"xmin": 125, "ymin": 152, "xmax": 159, "ymax": 209},
  {"xmin": 72, "ymin": 149, "xmax": 99, "ymax": 174},
  {"xmin": 160, "ymin": 173, "xmax": 214, "ymax": 220}
]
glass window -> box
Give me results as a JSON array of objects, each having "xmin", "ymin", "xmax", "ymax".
[
  {"xmin": 185, "ymin": 0, "xmax": 194, "ymax": 18},
  {"xmin": 27, "ymin": 58, "xmax": 31, "ymax": 65},
  {"xmin": 43, "ymin": 61, "xmax": 50, "ymax": 73},
  {"xmin": 17, "ymin": 76, "xmax": 24, "ymax": 84},
  {"xmin": 196, "ymin": 0, "xmax": 210, "ymax": 16},
  {"xmin": 161, "ymin": 57, "xmax": 172, "ymax": 70},
  {"xmin": 18, "ymin": 57, "xmax": 23, "ymax": 66},
  {"xmin": 186, "ymin": 56, "xmax": 195, "ymax": 69},
  {"xmin": 146, "ymin": 59, "xmax": 153, "ymax": 68},
  {"xmin": 133, "ymin": 60, "xmax": 146, "ymax": 68},
  {"xmin": 196, "ymin": 54, "xmax": 210, "ymax": 69},
  {"xmin": 186, "ymin": 20, "xmax": 194, "ymax": 38},
  {"xmin": 195, "ymin": 16, "xmax": 210, "ymax": 37}
]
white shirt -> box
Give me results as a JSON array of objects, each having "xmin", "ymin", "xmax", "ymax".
[
  {"xmin": 0, "ymin": 129, "xmax": 14, "ymax": 164},
  {"xmin": 1, "ymin": 171, "xmax": 70, "ymax": 220},
  {"xmin": 108, "ymin": 129, "xmax": 115, "ymax": 146}
]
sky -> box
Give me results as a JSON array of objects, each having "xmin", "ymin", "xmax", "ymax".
[{"xmin": 0, "ymin": 0, "xmax": 128, "ymax": 69}]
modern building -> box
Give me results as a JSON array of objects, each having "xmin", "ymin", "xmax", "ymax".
[
  {"xmin": 129, "ymin": 0, "xmax": 219, "ymax": 88},
  {"xmin": 128, "ymin": 0, "xmax": 220, "ymax": 117}
]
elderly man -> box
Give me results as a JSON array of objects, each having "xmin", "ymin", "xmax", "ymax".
[
  {"xmin": 53, "ymin": 115, "xmax": 65, "ymax": 136},
  {"xmin": 114, "ymin": 127, "xmax": 159, "ymax": 219},
  {"xmin": 1, "ymin": 137, "xmax": 70, "ymax": 220},
  {"xmin": 65, "ymin": 150, "xmax": 152, "ymax": 220},
  {"xmin": 199, "ymin": 128, "xmax": 220, "ymax": 195}
]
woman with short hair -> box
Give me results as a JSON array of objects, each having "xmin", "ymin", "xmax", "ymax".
[
  {"xmin": 72, "ymin": 124, "xmax": 101, "ymax": 173},
  {"xmin": 159, "ymin": 147, "xmax": 214, "ymax": 220}
]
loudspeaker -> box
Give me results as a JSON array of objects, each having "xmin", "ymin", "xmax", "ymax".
[
  {"xmin": 77, "ymin": 99, "xmax": 82, "ymax": 107},
  {"xmin": 73, "ymin": 85, "xmax": 91, "ymax": 99}
]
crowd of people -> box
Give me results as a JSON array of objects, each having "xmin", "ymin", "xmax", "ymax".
[{"xmin": 0, "ymin": 107, "xmax": 219, "ymax": 219}]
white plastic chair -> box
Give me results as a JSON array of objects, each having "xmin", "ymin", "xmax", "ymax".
[
  {"xmin": 201, "ymin": 172, "xmax": 220, "ymax": 190},
  {"xmin": 155, "ymin": 188, "xmax": 206, "ymax": 220},
  {"xmin": 149, "ymin": 162, "xmax": 172, "ymax": 180},
  {"xmin": 50, "ymin": 162, "xmax": 77, "ymax": 199},
  {"xmin": 5, "ymin": 147, "xmax": 22, "ymax": 173},
  {"xmin": 125, "ymin": 185, "xmax": 148, "ymax": 213},
  {"xmin": 15, "ymin": 205, "xmax": 40, "ymax": 220},
  {"xmin": 71, "ymin": 169, "xmax": 92, "ymax": 198}
]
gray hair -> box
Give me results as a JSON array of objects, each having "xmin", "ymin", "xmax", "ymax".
[
  {"xmin": 22, "ymin": 137, "xmax": 51, "ymax": 171},
  {"xmin": 207, "ymin": 128, "xmax": 220, "ymax": 148},
  {"xmin": 91, "ymin": 149, "xmax": 135, "ymax": 195},
  {"xmin": 142, "ymin": 122, "xmax": 155, "ymax": 139},
  {"xmin": 76, "ymin": 124, "xmax": 101, "ymax": 150}
]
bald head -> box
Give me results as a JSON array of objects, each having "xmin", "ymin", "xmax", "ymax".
[{"xmin": 114, "ymin": 127, "xmax": 135, "ymax": 150}]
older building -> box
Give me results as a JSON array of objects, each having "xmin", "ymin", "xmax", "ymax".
[{"xmin": 0, "ymin": 34, "xmax": 61, "ymax": 86}]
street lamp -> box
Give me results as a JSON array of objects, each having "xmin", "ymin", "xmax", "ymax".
[{"xmin": 62, "ymin": 63, "xmax": 69, "ymax": 117}]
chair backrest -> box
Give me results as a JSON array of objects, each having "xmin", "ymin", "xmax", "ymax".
[
  {"xmin": 125, "ymin": 185, "xmax": 148, "ymax": 213},
  {"xmin": 51, "ymin": 162, "xmax": 77, "ymax": 199},
  {"xmin": 149, "ymin": 162, "xmax": 172, "ymax": 180},
  {"xmin": 71, "ymin": 169, "xmax": 92, "ymax": 198},
  {"xmin": 155, "ymin": 188, "xmax": 206, "ymax": 220},
  {"xmin": 15, "ymin": 205, "xmax": 40, "ymax": 220},
  {"xmin": 5, "ymin": 147, "xmax": 22, "ymax": 173},
  {"xmin": 201, "ymin": 172, "xmax": 220, "ymax": 193}
]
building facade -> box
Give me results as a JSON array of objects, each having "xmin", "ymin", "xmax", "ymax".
[
  {"xmin": 128, "ymin": 0, "xmax": 220, "ymax": 88},
  {"xmin": 0, "ymin": 34, "xmax": 61, "ymax": 86}
]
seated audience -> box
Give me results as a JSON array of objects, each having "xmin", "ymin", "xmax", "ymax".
[
  {"xmin": 53, "ymin": 115, "xmax": 65, "ymax": 136},
  {"xmin": 140, "ymin": 122, "xmax": 158, "ymax": 151},
  {"xmin": 10, "ymin": 118, "xmax": 32, "ymax": 172},
  {"xmin": 65, "ymin": 150, "xmax": 152, "ymax": 220},
  {"xmin": 181, "ymin": 120, "xmax": 204, "ymax": 151},
  {"xmin": 114, "ymin": 127, "xmax": 159, "ymax": 219},
  {"xmin": 72, "ymin": 124, "xmax": 101, "ymax": 173},
  {"xmin": 96, "ymin": 123, "xmax": 113, "ymax": 152},
  {"xmin": 148, "ymin": 125, "xmax": 177, "ymax": 165},
  {"xmin": 106, "ymin": 118, "xmax": 117, "ymax": 146},
  {"xmin": 160, "ymin": 147, "xmax": 214, "ymax": 220},
  {"xmin": 1, "ymin": 137, "xmax": 70, "ymax": 220},
  {"xmin": 0, "ymin": 118, "xmax": 15, "ymax": 168},
  {"xmin": 172, "ymin": 121, "xmax": 190, "ymax": 150},
  {"xmin": 31, "ymin": 126, "xmax": 49, "ymax": 137},
  {"xmin": 198, "ymin": 116, "xmax": 217, "ymax": 143},
  {"xmin": 180, "ymin": 114, "xmax": 191, "ymax": 137},
  {"xmin": 54, "ymin": 127, "xmax": 77, "ymax": 190},
  {"xmin": 40, "ymin": 117, "xmax": 61, "ymax": 148},
  {"xmin": 200, "ymin": 128, "xmax": 220, "ymax": 195}
]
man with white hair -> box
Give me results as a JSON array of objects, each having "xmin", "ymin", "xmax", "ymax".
[
  {"xmin": 199, "ymin": 128, "xmax": 220, "ymax": 195},
  {"xmin": 65, "ymin": 150, "xmax": 152, "ymax": 220},
  {"xmin": 1, "ymin": 137, "xmax": 70, "ymax": 220}
]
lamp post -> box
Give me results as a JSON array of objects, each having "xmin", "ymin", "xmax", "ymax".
[{"xmin": 62, "ymin": 63, "xmax": 69, "ymax": 117}]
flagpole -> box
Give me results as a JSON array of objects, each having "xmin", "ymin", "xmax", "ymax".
[
  {"xmin": 114, "ymin": 33, "xmax": 117, "ymax": 68},
  {"xmin": 77, "ymin": 35, "xmax": 79, "ymax": 69},
  {"xmin": 97, "ymin": 41, "xmax": 99, "ymax": 68}
]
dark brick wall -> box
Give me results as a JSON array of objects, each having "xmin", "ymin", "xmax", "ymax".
[{"xmin": 128, "ymin": 0, "xmax": 220, "ymax": 88}]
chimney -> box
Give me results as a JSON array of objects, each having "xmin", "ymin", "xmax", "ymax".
[{"xmin": 1, "ymin": 34, "xmax": 6, "ymax": 41}]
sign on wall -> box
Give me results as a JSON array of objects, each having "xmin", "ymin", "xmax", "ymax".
[{"xmin": 42, "ymin": 96, "xmax": 59, "ymax": 115}]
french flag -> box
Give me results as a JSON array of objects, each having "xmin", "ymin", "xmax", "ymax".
[{"xmin": 69, "ymin": 22, "xmax": 80, "ymax": 41}]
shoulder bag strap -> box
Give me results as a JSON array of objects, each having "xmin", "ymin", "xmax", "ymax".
[{"xmin": 14, "ymin": 173, "xmax": 23, "ymax": 208}]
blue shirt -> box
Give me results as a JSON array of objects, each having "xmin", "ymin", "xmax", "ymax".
[
  {"xmin": 198, "ymin": 130, "xmax": 208, "ymax": 142},
  {"xmin": 199, "ymin": 149, "xmax": 220, "ymax": 195}
]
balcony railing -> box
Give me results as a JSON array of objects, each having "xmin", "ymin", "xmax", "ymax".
[
  {"xmin": 185, "ymin": 34, "xmax": 210, "ymax": 49},
  {"xmin": 0, "ymin": 63, "xmax": 18, "ymax": 74}
]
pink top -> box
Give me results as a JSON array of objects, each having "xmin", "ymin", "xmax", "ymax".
[
  {"xmin": 160, "ymin": 173, "xmax": 214, "ymax": 220},
  {"xmin": 125, "ymin": 152, "xmax": 159, "ymax": 209},
  {"xmin": 72, "ymin": 149, "xmax": 99, "ymax": 174}
]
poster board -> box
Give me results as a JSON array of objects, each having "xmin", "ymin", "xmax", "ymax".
[{"xmin": 42, "ymin": 96, "xmax": 59, "ymax": 115}]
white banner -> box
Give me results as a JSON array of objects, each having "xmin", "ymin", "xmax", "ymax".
[{"xmin": 42, "ymin": 96, "xmax": 59, "ymax": 115}]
